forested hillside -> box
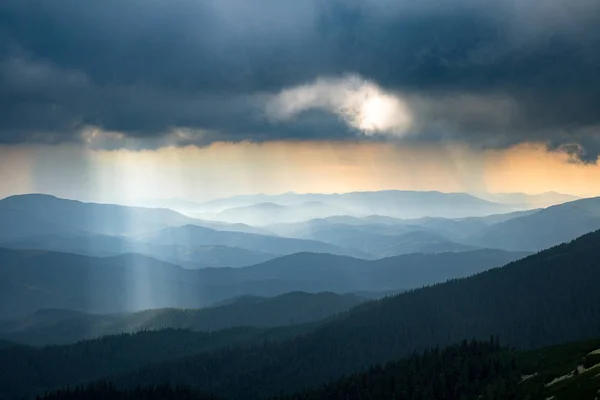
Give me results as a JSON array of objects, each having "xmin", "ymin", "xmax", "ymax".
[
  {"xmin": 38, "ymin": 339, "xmax": 517, "ymax": 400},
  {"xmin": 0, "ymin": 292, "xmax": 364, "ymax": 346},
  {"xmin": 4, "ymin": 230, "xmax": 599, "ymax": 399},
  {"xmin": 0, "ymin": 326, "xmax": 315, "ymax": 400},
  {"xmin": 37, "ymin": 335, "xmax": 600, "ymax": 400},
  {"xmin": 275, "ymin": 334, "xmax": 600, "ymax": 400},
  {"xmin": 273, "ymin": 338, "xmax": 519, "ymax": 400},
  {"xmin": 104, "ymin": 230, "xmax": 600, "ymax": 399},
  {"xmin": 38, "ymin": 383, "xmax": 220, "ymax": 400}
]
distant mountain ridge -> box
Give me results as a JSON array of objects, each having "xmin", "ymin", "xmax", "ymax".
[
  {"xmin": 205, "ymin": 201, "xmax": 349, "ymax": 225},
  {"xmin": 477, "ymin": 191, "xmax": 581, "ymax": 209},
  {"xmin": 0, "ymin": 194, "xmax": 267, "ymax": 237},
  {"xmin": 0, "ymin": 194, "xmax": 192, "ymax": 237},
  {"xmin": 147, "ymin": 224, "xmax": 370, "ymax": 258},
  {"xmin": 194, "ymin": 190, "xmax": 519, "ymax": 221},
  {"xmin": 263, "ymin": 211, "xmax": 535, "ymax": 257},
  {"xmin": 262, "ymin": 197, "xmax": 600, "ymax": 256},
  {"xmin": 468, "ymin": 196, "xmax": 600, "ymax": 251},
  {"xmin": 0, "ymin": 247, "xmax": 527, "ymax": 318},
  {"xmin": 0, "ymin": 194, "xmax": 370, "ymax": 265},
  {"xmin": 2, "ymin": 193, "xmax": 598, "ymax": 265}
]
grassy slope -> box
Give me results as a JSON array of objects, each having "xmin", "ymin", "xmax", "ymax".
[{"xmin": 518, "ymin": 336, "xmax": 600, "ymax": 399}]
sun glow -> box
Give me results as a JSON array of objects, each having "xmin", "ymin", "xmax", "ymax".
[
  {"xmin": 266, "ymin": 74, "xmax": 413, "ymax": 137},
  {"xmin": 357, "ymin": 93, "xmax": 411, "ymax": 133}
]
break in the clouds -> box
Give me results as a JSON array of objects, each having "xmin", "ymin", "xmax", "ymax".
[
  {"xmin": 0, "ymin": 0, "xmax": 599, "ymax": 160},
  {"xmin": 266, "ymin": 75, "xmax": 412, "ymax": 135}
]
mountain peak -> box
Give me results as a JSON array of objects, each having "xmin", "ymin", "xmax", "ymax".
[{"xmin": 1, "ymin": 193, "xmax": 64, "ymax": 202}]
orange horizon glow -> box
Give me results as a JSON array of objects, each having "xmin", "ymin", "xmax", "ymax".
[{"xmin": 0, "ymin": 141, "xmax": 599, "ymax": 202}]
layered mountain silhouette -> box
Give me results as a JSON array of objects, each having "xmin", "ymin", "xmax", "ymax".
[
  {"xmin": 0, "ymin": 194, "xmax": 193, "ymax": 237},
  {"xmin": 147, "ymin": 224, "xmax": 370, "ymax": 258},
  {"xmin": 263, "ymin": 197, "xmax": 600, "ymax": 255},
  {"xmin": 0, "ymin": 194, "xmax": 368, "ymax": 264},
  {"xmin": 477, "ymin": 191, "xmax": 580, "ymax": 209},
  {"xmin": 0, "ymin": 229, "xmax": 598, "ymax": 400},
  {"xmin": 0, "ymin": 247, "xmax": 526, "ymax": 318},
  {"xmin": 102, "ymin": 229, "xmax": 600, "ymax": 399},
  {"xmin": 195, "ymin": 190, "xmax": 518, "ymax": 220},
  {"xmin": 263, "ymin": 211, "xmax": 531, "ymax": 257},
  {"xmin": 204, "ymin": 201, "xmax": 350, "ymax": 225},
  {"xmin": 468, "ymin": 196, "xmax": 600, "ymax": 251},
  {"xmin": 3, "ymin": 193, "xmax": 599, "ymax": 268},
  {"xmin": 0, "ymin": 292, "xmax": 365, "ymax": 346}
]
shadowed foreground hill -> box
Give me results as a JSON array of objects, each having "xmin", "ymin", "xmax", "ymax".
[
  {"xmin": 106, "ymin": 230, "xmax": 600, "ymax": 399},
  {"xmin": 40, "ymin": 339, "xmax": 516, "ymax": 400},
  {"xmin": 0, "ymin": 339, "xmax": 18, "ymax": 350},
  {"xmin": 0, "ymin": 326, "xmax": 318, "ymax": 400},
  {"xmin": 39, "ymin": 383, "xmax": 221, "ymax": 400},
  {"xmin": 272, "ymin": 334, "xmax": 600, "ymax": 400},
  {"xmin": 36, "ymin": 335, "xmax": 600, "ymax": 400},
  {"xmin": 124, "ymin": 292, "xmax": 364, "ymax": 330},
  {"xmin": 0, "ymin": 292, "xmax": 365, "ymax": 346},
  {"xmin": 1, "ymin": 230, "xmax": 598, "ymax": 399}
]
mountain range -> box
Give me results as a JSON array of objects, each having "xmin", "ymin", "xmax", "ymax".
[
  {"xmin": 0, "ymin": 292, "xmax": 365, "ymax": 346},
  {"xmin": 35, "ymin": 334, "xmax": 600, "ymax": 400},
  {"xmin": 2, "ymin": 193, "xmax": 600, "ymax": 268},
  {"xmin": 0, "ymin": 194, "xmax": 366, "ymax": 266},
  {"xmin": 131, "ymin": 191, "xmax": 579, "ymax": 218},
  {"xmin": 264, "ymin": 196, "xmax": 600, "ymax": 254},
  {"xmin": 193, "ymin": 190, "xmax": 520, "ymax": 221},
  {"xmin": 1, "ymin": 228, "xmax": 599, "ymax": 400},
  {"xmin": 146, "ymin": 224, "xmax": 369, "ymax": 258},
  {"xmin": 204, "ymin": 201, "xmax": 351, "ymax": 225},
  {"xmin": 476, "ymin": 191, "xmax": 580, "ymax": 209},
  {"xmin": 100, "ymin": 229, "xmax": 600, "ymax": 399},
  {"xmin": 468, "ymin": 196, "xmax": 600, "ymax": 251},
  {"xmin": 0, "ymin": 247, "xmax": 525, "ymax": 318}
]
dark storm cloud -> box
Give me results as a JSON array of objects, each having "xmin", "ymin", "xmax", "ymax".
[{"xmin": 0, "ymin": 0, "xmax": 599, "ymax": 160}]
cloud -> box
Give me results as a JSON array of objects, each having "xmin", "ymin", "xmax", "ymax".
[
  {"xmin": 265, "ymin": 75, "xmax": 412, "ymax": 136},
  {"xmin": 0, "ymin": 0, "xmax": 599, "ymax": 161}
]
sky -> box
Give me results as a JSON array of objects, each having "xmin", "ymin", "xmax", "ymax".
[{"xmin": 1, "ymin": 0, "xmax": 599, "ymax": 202}]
